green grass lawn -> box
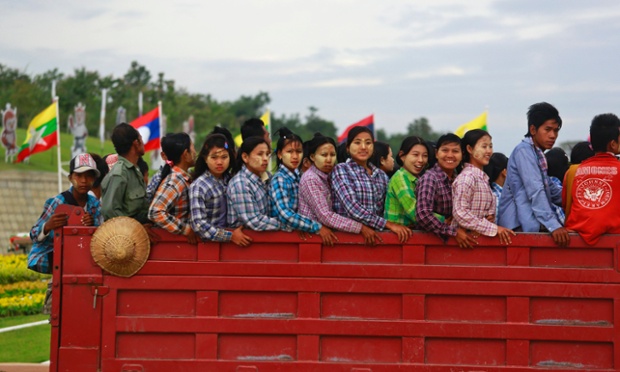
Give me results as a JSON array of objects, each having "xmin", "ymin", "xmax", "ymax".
[{"xmin": 0, "ymin": 314, "xmax": 50, "ymax": 363}]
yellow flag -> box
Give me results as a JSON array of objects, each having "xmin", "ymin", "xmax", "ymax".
[
  {"xmin": 260, "ymin": 109, "xmax": 270, "ymax": 129},
  {"xmin": 235, "ymin": 110, "xmax": 270, "ymax": 147},
  {"xmin": 454, "ymin": 111, "xmax": 488, "ymax": 138}
]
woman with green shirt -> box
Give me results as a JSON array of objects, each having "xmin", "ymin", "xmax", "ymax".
[{"xmin": 384, "ymin": 136, "xmax": 431, "ymax": 228}]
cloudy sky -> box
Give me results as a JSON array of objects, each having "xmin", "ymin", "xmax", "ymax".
[{"xmin": 2, "ymin": 0, "xmax": 619, "ymax": 153}]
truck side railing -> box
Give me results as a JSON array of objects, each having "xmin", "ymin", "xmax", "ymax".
[{"xmin": 50, "ymin": 205, "xmax": 620, "ymax": 371}]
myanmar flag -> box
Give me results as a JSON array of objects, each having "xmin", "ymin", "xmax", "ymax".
[{"xmin": 16, "ymin": 103, "xmax": 58, "ymax": 162}]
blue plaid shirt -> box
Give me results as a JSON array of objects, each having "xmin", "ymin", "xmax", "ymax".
[
  {"xmin": 330, "ymin": 159, "xmax": 389, "ymax": 230},
  {"xmin": 549, "ymin": 176, "xmax": 566, "ymax": 225},
  {"xmin": 270, "ymin": 165, "xmax": 321, "ymax": 233},
  {"xmin": 491, "ymin": 182, "xmax": 503, "ymax": 217},
  {"xmin": 190, "ymin": 171, "xmax": 232, "ymax": 242},
  {"xmin": 227, "ymin": 165, "xmax": 281, "ymax": 231},
  {"xmin": 29, "ymin": 188, "xmax": 102, "ymax": 273},
  {"xmin": 146, "ymin": 169, "xmax": 163, "ymax": 204}
]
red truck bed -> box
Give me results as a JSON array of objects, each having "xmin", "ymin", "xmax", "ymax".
[{"xmin": 50, "ymin": 205, "xmax": 620, "ymax": 371}]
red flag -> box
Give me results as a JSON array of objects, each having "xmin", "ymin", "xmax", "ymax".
[{"xmin": 337, "ymin": 115, "xmax": 374, "ymax": 144}]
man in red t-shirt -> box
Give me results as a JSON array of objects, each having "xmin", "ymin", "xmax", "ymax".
[{"xmin": 565, "ymin": 113, "xmax": 620, "ymax": 245}]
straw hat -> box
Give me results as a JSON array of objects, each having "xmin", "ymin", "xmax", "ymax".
[{"xmin": 91, "ymin": 217, "xmax": 150, "ymax": 277}]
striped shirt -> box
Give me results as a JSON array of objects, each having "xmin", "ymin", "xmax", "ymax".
[
  {"xmin": 416, "ymin": 163, "xmax": 457, "ymax": 239},
  {"xmin": 299, "ymin": 165, "xmax": 362, "ymax": 233},
  {"xmin": 189, "ymin": 171, "xmax": 232, "ymax": 242},
  {"xmin": 330, "ymin": 159, "xmax": 388, "ymax": 230},
  {"xmin": 148, "ymin": 166, "xmax": 192, "ymax": 236},
  {"xmin": 452, "ymin": 163, "xmax": 498, "ymax": 237},
  {"xmin": 270, "ymin": 165, "xmax": 321, "ymax": 233},
  {"xmin": 491, "ymin": 182, "xmax": 503, "ymax": 217},
  {"xmin": 227, "ymin": 165, "xmax": 281, "ymax": 231}
]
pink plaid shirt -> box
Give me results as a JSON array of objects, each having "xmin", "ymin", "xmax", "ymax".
[
  {"xmin": 452, "ymin": 163, "xmax": 498, "ymax": 237},
  {"xmin": 298, "ymin": 165, "xmax": 362, "ymax": 233}
]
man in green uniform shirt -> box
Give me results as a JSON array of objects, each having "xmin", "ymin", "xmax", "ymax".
[{"xmin": 101, "ymin": 123, "xmax": 150, "ymax": 223}]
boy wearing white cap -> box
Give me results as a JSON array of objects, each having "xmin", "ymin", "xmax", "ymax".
[{"xmin": 28, "ymin": 153, "xmax": 103, "ymax": 274}]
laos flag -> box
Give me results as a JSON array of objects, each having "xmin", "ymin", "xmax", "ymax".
[{"xmin": 131, "ymin": 107, "xmax": 160, "ymax": 152}]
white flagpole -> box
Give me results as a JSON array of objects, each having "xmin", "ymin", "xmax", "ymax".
[
  {"xmin": 139, "ymin": 91, "xmax": 143, "ymax": 117},
  {"xmin": 158, "ymin": 101, "xmax": 163, "ymax": 145},
  {"xmin": 99, "ymin": 88, "xmax": 107, "ymax": 151},
  {"xmin": 51, "ymin": 81, "xmax": 56, "ymax": 101},
  {"xmin": 55, "ymin": 96, "xmax": 62, "ymax": 193}
]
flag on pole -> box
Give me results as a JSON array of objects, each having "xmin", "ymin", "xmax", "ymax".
[
  {"xmin": 16, "ymin": 103, "xmax": 58, "ymax": 162},
  {"xmin": 337, "ymin": 114, "xmax": 374, "ymax": 144},
  {"xmin": 234, "ymin": 109, "xmax": 271, "ymax": 147},
  {"xmin": 131, "ymin": 106, "xmax": 161, "ymax": 152},
  {"xmin": 454, "ymin": 111, "xmax": 488, "ymax": 138}
]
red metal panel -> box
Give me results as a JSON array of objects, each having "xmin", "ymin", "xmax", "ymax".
[{"xmin": 50, "ymin": 218, "xmax": 620, "ymax": 371}]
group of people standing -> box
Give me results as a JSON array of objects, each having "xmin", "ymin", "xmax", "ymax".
[{"xmin": 27, "ymin": 101, "xmax": 620, "ymax": 277}]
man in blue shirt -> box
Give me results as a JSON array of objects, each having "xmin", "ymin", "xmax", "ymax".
[{"xmin": 498, "ymin": 102, "xmax": 570, "ymax": 246}]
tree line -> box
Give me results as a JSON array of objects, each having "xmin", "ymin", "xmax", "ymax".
[{"xmin": 0, "ymin": 61, "xmax": 439, "ymax": 151}]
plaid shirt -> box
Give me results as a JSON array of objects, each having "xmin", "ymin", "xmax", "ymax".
[
  {"xmin": 416, "ymin": 163, "xmax": 457, "ymax": 238},
  {"xmin": 299, "ymin": 165, "xmax": 362, "ymax": 233},
  {"xmin": 452, "ymin": 163, "xmax": 498, "ymax": 237},
  {"xmin": 189, "ymin": 171, "xmax": 232, "ymax": 242},
  {"xmin": 549, "ymin": 176, "xmax": 566, "ymax": 225},
  {"xmin": 29, "ymin": 188, "xmax": 102, "ymax": 273},
  {"xmin": 146, "ymin": 168, "xmax": 163, "ymax": 204},
  {"xmin": 227, "ymin": 165, "xmax": 281, "ymax": 231},
  {"xmin": 270, "ymin": 165, "xmax": 321, "ymax": 233},
  {"xmin": 148, "ymin": 166, "xmax": 192, "ymax": 235},
  {"xmin": 491, "ymin": 182, "xmax": 503, "ymax": 217},
  {"xmin": 384, "ymin": 168, "xmax": 421, "ymax": 227},
  {"xmin": 330, "ymin": 159, "xmax": 388, "ymax": 230}
]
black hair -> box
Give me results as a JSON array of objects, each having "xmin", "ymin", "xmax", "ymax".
[
  {"xmin": 461, "ymin": 129, "xmax": 491, "ymax": 163},
  {"xmin": 483, "ymin": 152, "xmax": 508, "ymax": 185},
  {"xmin": 545, "ymin": 147, "xmax": 569, "ymax": 181},
  {"xmin": 425, "ymin": 140, "xmax": 437, "ymax": 168},
  {"xmin": 193, "ymin": 133, "xmax": 235, "ymax": 180},
  {"xmin": 436, "ymin": 133, "xmax": 461, "ymax": 149},
  {"xmin": 111, "ymin": 123, "xmax": 139, "ymax": 155},
  {"xmin": 370, "ymin": 141, "xmax": 391, "ymax": 169},
  {"xmin": 274, "ymin": 127, "xmax": 303, "ymax": 167},
  {"xmin": 396, "ymin": 136, "xmax": 429, "ymax": 167},
  {"xmin": 300, "ymin": 140, "xmax": 311, "ymax": 171},
  {"xmin": 569, "ymin": 141, "xmax": 594, "ymax": 164},
  {"xmin": 137, "ymin": 156, "xmax": 149, "ymax": 177},
  {"xmin": 241, "ymin": 118, "xmax": 266, "ymax": 141},
  {"xmin": 155, "ymin": 133, "xmax": 191, "ymax": 191},
  {"xmin": 89, "ymin": 153, "xmax": 109, "ymax": 188},
  {"xmin": 211, "ymin": 126, "xmax": 236, "ymax": 159},
  {"xmin": 307, "ymin": 132, "xmax": 337, "ymax": 158},
  {"xmin": 337, "ymin": 141, "xmax": 349, "ymax": 163},
  {"xmin": 590, "ymin": 113, "xmax": 620, "ymax": 153},
  {"xmin": 346, "ymin": 126, "xmax": 374, "ymax": 148},
  {"xmin": 234, "ymin": 136, "xmax": 270, "ymax": 174},
  {"xmin": 526, "ymin": 102, "xmax": 562, "ymax": 137}
]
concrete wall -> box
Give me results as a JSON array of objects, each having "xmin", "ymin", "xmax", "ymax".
[{"xmin": 0, "ymin": 171, "xmax": 70, "ymax": 254}]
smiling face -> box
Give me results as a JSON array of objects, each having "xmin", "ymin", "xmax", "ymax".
[
  {"xmin": 205, "ymin": 146, "xmax": 230, "ymax": 178},
  {"xmin": 311, "ymin": 143, "xmax": 337, "ymax": 174},
  {"xmin": 468, "ymin": 135, "xmax": 493, "ymax": 169},
  {"xmin": 436, "ymin": 141, "xmax": 462, "ymax": 176},
  {"xmin": 530, "ymin": 119, "xmax": 560, "ymax": 150},
  {"xmin": 278, "ymin": 140, "xmax": 303, "ymax": 171},
  {"xmin": 401, "ymin": 144, "xmax": 429, "ymax": 177},
  {"xmin": 242, "ymin": 143, "xmax": 270, "ymax": 175},
  {"xmin": 348, "ymin": 132, "xmax": 374, "ymax": 166}
]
